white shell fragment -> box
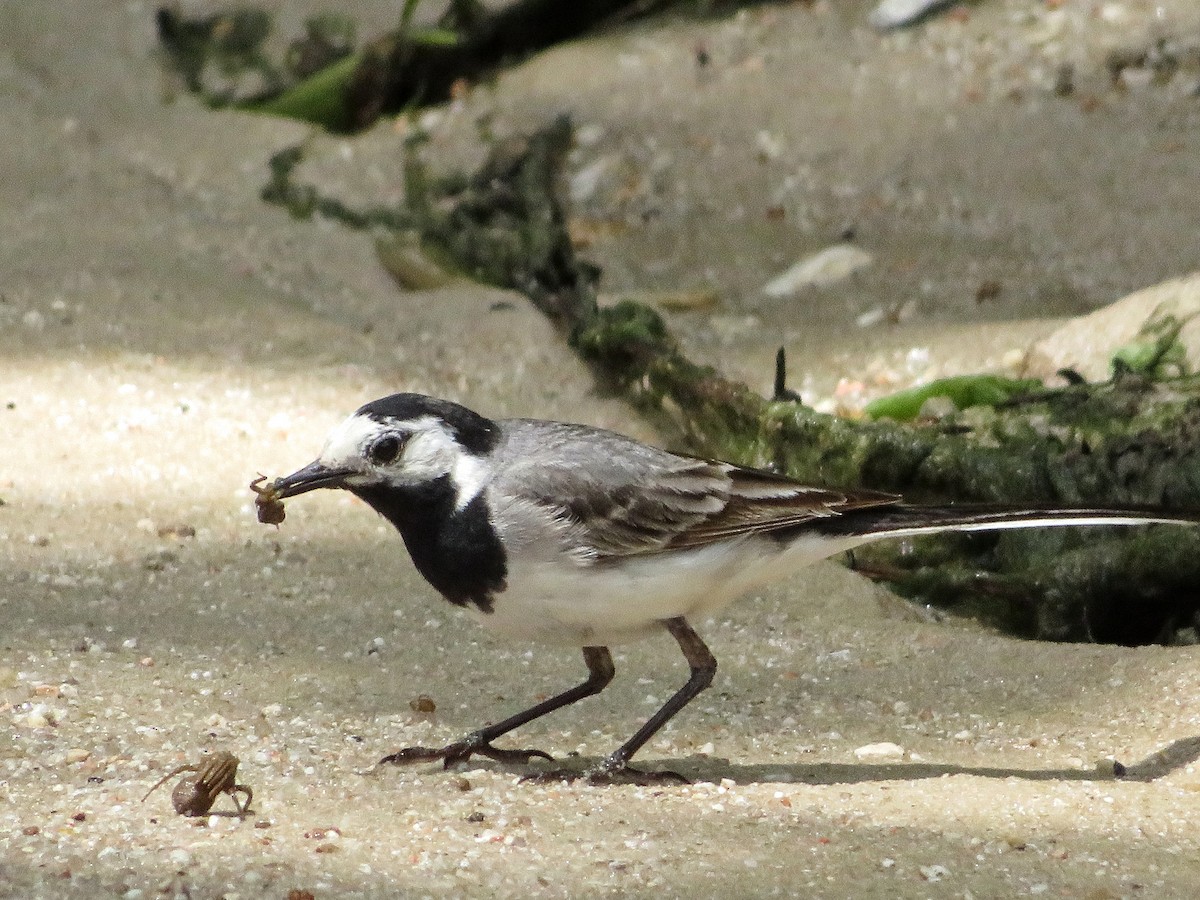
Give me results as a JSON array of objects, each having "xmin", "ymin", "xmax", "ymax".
[
  {"xmin": 853, "ymin": 741, "xmax": 906, "ymax": 760},
  {"xmin": 869, "ymin": 0, "xmax": 957, "ymax": 30},
  {"xmin": 762, "ymin": 244, "xmax": 874, "ymax": 297}
]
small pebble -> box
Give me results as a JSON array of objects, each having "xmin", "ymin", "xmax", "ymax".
[
  {"xmin": 410, "ymin": 694, "xmax": 437, "ymax": 713},
  {"xmin": 754, "ymin": 129, "xmax": 784, "ymax": 161},
  {"xmin": 919, "ymin": 864, "xmax": 949, "ymax": 882},
  {"xmin": 853, "ymin": 741, "xmax": 905, "ymax": 760},
  {"xmin": 156, "ymin": 523, "xmax": 196, "ymax": 539},
  {"xmin": 869, "ymin": 0, "xmax": 954, "ymax": 30},
  {"xmin": 568, "ymin": 155, "xmax": 615, "ymax": 204},
  {"xmin": 21, "ymin": 704, "xmax": 56, "ymax": 727},
  {"xmin": 855, "ymin": 307, "xmax": 886, "ymax": 328},
  {"xmin": 1119, "ymin": 68, "xmax": 1154, "ymax": 91},
  {"xmin": 762, "ymin": 244, "xmax": 873, "ymax": 296}
]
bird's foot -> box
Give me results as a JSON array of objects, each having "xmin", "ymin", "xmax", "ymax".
[
  {"xmin": 378, "ymin": 734, "xmax": 553, "ymax": 770},
  {"xmin": 522, "ymin": 755, "xmax": 689, "ymax": 786}
]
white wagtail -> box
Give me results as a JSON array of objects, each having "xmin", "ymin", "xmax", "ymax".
[{"xmin": 263, "ymin": 392, "xmax": 1200, "ymax": 783}]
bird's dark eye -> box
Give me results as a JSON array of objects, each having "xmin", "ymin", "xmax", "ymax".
[{"xmin": 368, "ymin": 435, "xmax": 403, "ymax": 465}]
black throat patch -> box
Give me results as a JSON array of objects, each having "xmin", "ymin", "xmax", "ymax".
[{"xmin": 351, "ymin": 475, "xmax": 507, "ymax": 614}]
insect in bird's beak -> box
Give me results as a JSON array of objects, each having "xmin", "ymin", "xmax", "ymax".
[
  {"xmin": 270, "ymin": 460, "xmax": 354, "ymax": 498},
  {"xmin": 251, "ymin": 461, "xmax": 356, "ymax": 525}
]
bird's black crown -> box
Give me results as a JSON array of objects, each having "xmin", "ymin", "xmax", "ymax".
[{"xmin": 356, "ymin": 393, "xmax": 500, "ymax": 455}]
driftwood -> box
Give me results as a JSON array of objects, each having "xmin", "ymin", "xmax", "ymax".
[{"xmin": 260, "ymin": 117, "xmax": 1200, "ymax": 646}]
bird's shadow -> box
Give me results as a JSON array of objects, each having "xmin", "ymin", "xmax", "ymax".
[{"xmin": 462, "ymin": 735, "xmax": 1200, "ymax": 786}]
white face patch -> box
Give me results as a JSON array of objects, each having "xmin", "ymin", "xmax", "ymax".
[
  {"xmin": 395, "ymin": 417, "xmax": 463, "ymax": 482},
  {"xmin": 318, "ymin": 411, "xmax": 489, "ymax": 503},
  {"xmin": 317, "ymin": 414, "xmax": 391, "ymax": 475}
]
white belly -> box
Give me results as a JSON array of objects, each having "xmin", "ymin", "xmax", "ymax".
[{"xmin": 467, "ymin": 531, "xmax": 868, "ymax": 646}]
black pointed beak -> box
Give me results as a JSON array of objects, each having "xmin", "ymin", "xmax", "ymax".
[{"xmin": 271, "ymin": 461, "xmax": 356, "ymax": 499}]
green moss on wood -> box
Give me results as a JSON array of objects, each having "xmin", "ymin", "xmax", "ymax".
[{"xmin": 256, "ymin": 115, "xmax": 1200, "ymax": 645}]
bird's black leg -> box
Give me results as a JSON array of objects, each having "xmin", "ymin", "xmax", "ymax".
[
  {"xmin": 590, "ymin": 617, "xmax": 716, "ymax": 783},
  {"xmin": 530, "ymin": 617, "xmax": 717, "ymax": 785},
  {"xmin": 379, "ymin": 645, "xmax": 615, "ymax": 770}
]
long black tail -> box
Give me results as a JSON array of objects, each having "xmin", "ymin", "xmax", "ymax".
[{"xmin": 813, "ymin": 504, "xmax": 1200, "ymax": 540}]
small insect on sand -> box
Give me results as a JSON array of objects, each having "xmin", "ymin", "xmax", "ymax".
[
  {"xmin": 250, "ymin": 474, "xmax": 287, "ymax": 525},
  {"xmin": 142, "ymin": 750, "xmax": 253, "ymax": 818}
]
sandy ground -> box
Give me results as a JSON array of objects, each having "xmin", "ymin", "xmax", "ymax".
[{"xmin": 3, "ymin": 0, "xmax": 1200, "ymax": 897}]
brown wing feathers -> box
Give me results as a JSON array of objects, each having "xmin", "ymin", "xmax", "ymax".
[
  {"xmin": 559, "ymin": 458, "xmax": 901, "ymax": 559},
  {"xmin": 663, "ymin": 464, "xmax": 899, "ymax": 551}
]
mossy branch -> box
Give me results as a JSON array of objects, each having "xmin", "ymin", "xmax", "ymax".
[
  {"xmin": 259, "ymin": 116, "xmax": 1200, "ymax": 645},
  {"xmin": 157, "ymin": 1, "xmax": 672, "ymax": 131}
]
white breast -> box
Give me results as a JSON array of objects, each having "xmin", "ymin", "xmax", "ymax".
[{"xmin": 466, "ymin": 531, "xmax": 869, "ymax": 646}]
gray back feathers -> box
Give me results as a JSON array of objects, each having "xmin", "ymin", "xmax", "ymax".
[{"xmin": 489, "ymin": 419, "xmax": 898, "ymax": 561}]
